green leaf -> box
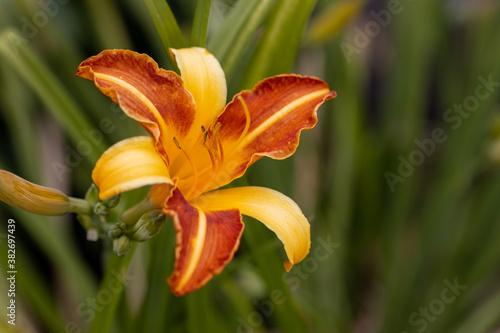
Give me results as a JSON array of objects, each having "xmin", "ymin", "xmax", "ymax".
[
  {"xmin": 238, "ymin": 0, "xmax": 318, "ymax": 89},
  {"xmin": 0, "ymin": 29, "xmax": 105, "ymax": 164},
  {"xmin": 143, "ymin": 0, "xmax": 187, "ymax": 65},
  {"xmin": 208, "ymin": 0, "xmax": 276, "ymax": 81},
  {"xmin": 89, "ymin": 244, "xmax": 137, "ymax": 333},
  {"xmin": 190, "ymin": 0, "xmax": 212, "ymax": 47}
]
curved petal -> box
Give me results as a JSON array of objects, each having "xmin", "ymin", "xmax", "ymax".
[
  {"xmin": 92, "ymin": 136, "xmax": 173, "ymax": 200},
  {"xmin": 167, "ymin": 48, "xmax": 228, "ymax": 182},
  {"xmin": 165, "ymin": 188, "xmax": 244, "ymax": 296},
  {"xmin": 203, "ymin": 74, "xmax": 336, "ymax": 192},
  {"xmin": 170, "ymin": 47, "xmax": 227, "ymax": 135},
  {"xmin": 191, "ymin": 186, "xmax": 310, "ymax": 271},
  {"xmin": 76, "ymin": 49, "xmax": 197, "ymax": 164}
]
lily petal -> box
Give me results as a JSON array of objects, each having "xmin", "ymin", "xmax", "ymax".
[
  {"xmin": 165, "ymin": 188, "xmax": 244, "ymax": 296},
  {"xmin": 92, "ymin": 136, "xmax": 173, "ymax": 200},
  {"xmin": 191, "ymin": 186, "xmax": 310, "ymax": 271},
  {"xmin": 170, "ymin": 47, "xmax": 227, "ymax": 134},
  {"xmin": 206, "ymin": 74, "xmax": 336, "ymax": 192},
  {"xmin": 76, "ymin": 50, "xmax": 197, "ymax": 164}
]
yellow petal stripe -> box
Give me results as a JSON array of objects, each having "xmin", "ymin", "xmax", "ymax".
[
  {"xmin": 173, "ymin": 207, "xmax": 207, "ymax": 293},
  {"xmin": 191, "ymin": 186, "xmax": 311, "ymax": 271},
  {"xmin": 92, "ymin": 136, "xmax": 173, "ymax": 200},
  {"xmin": 239, "ymin": 88, "xmax": 330, "ymax": 148}
]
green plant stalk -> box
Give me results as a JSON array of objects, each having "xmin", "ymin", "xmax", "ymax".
[
  {"xmin": 186, "ymin": 286, "xmax": 217, "ymax": 333},
  {"xmin": 0, "ymin": 62, "xmax": 40, "ymax": 182},
  {"xmin": 452, "ymin": 287, "xmax": 500, "ymax": 333},
  {"xmin": 318, "ymin": 38, "xmax": 364, "ymax": 332},
  {"xmin": 85, "ymin": 0, "xmax": 133, "ymax": 49},
  {"xmin": 121, "ymin": 197, "xmax": 157, "ymax": 225},
  {"xmin": 8, "ymin": 209, "xmax": 96, "ymax": 299},
  {"xmin": 134, "ymin": 222, "xmax": 176, "ymax": 332},
  {"xmin": 143, "ymin": 0, "xmax": 187, "ymax": 67},
  {"xmin": 89, "ymin": 243, "xmax": 137, "ymax": 333},
  {"xmin": 238, "ymin": 0, "xmax": 317, "ymax": 90},
  {"xmin": 208, "ymin": 0, "xmax": 275, "ymax": 82},
  {"xmin": 0, "ymin": 29, "xmax": 104, "ymax": 163},
  {"xmin": 377, "ymin": 0, "xmax": 442, "ymax": 330},
  {"xmin": 243, "ymin": 220, "xmax": 310, "ymax": 333},
  {"xmin": 189, "ymin": 0, "xmax": 211, "ymax": 47}
]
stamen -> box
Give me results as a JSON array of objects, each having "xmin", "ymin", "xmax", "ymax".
[
  {"xmin": 235, "ymin": 96, "xmax": 251, "ymax": 148},
  {"xmin": 213, "ymin": 122, "xmax": 224, "ymax": 171},
  {"xmin": 203, "ymin": 138, "xmax": 217, "ymax": 174},
  {"xmin": 173, "ymin": 137, "xmax": 198, "ymax": 199}
]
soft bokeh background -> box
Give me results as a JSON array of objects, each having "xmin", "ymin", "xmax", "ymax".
[{"xmin": 1, "ymin": 0, "xmax": 500, "ymax": 332}]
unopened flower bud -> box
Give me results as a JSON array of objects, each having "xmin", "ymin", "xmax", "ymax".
[
  {"xmin": 129, "ymin": 210, "xmax": 166, "ymax": 242},
  {"xmin": 0, "ymin": 170, "xmax": 70, "ymax": 216},
  {"xmin": 109, "ymin": 224, "xmax": 123, "ymax": 238},
  {"xmin": 113, "ymin": 235, "xmax": 131, "ymax": 257}
]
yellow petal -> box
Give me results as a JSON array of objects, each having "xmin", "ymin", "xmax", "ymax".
[
  {"xmin": 0, "ymin": 170, "xmax": 70, "ymax": 216},
  {"xmin": 92, "ymin": 136, "xmax": 173, "ymax": 200},
  {"xmin": 191, "ymin": 186, "xmax": 311, "ymax": 271},
  {"xmin": 170, "ymin": 47, "xmax": 227, "ymax": 140}
]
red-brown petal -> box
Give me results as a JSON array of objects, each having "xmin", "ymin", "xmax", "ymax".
[
  {"xmin": 76, "ymin": 49, "xmax": 197, "ymax": 164},
  {"xmin": 206, "ymin": 74, "xmax": 336, "ymax": 192},
  {"xmin": 165, "ymin": 188, "xmax": 244, "ymax": 296}
]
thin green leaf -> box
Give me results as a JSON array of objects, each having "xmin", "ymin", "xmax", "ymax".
[
  {"xmin": 0, "ymin": 29, "xmax": 105, "ymax": 164},
  {"xmin": 89, "ymin": 244, "xmax": 137, "ymax": 333},
  {"xmin": 208, "ymin": 0, "xmax": 276, "ymax": 81},
  {"xmin": 189, "ymin": 0, "xmax": 212, "ymax": 47},
  {"xmin": 84, "ymin": 0, "xmax": 133, "ymax": 49},
  {"xmin": 238, "ymin": 0, "xmax": 317, "ymax": 89},
  {"xmin": 142, "ymin": 0, "xmax": 187, "ymax": 65}
]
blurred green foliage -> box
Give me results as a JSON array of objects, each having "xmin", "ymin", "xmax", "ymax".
[{"xmin": 0, "ymin": 0, "xmax": 500, "ymax": 332}]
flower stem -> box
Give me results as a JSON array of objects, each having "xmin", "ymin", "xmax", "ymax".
[
  {"xmin": 68, "ymin": 197, "xmax": 91, "ymax": 215},
  {"xmin": 121, "ymin": 198, "xmax": 155, "ymax": 225}
]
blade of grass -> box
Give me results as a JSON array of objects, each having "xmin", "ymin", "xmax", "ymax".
[
  {"xmin": 84, "ymin": 0, "xmax": 133, "ymax": 49},
  {"xmin": 238, "ymin": 0, "xmax": 317, "ymax": 90},
  {"xmin": 0, "ymin": 29, "xmax": 105, "ymax": 163},
  {"xmin": 134, "ymin": 222, "xmax": 177, "ymax": 333},
  {"xmin": 208, "ymin": 0, "xmax": 275, "ymax": 82},
  {"xmin": 189, "ymin": 0, "xmax": 211, "ymax": 47},
  {"xmin": 243, "ymin": 219, "xmax": 310, "ymax": 333},
  {"xmin": 315, "ymin": 36, "xmax": 365, "ymax": 333},
  {"xmin": 89, "ymin": 244, "xmax": 137, "ymax": 333},
  {"xmin": 142, "ymin": 0, "xmax": 187, "ymax": 66}
]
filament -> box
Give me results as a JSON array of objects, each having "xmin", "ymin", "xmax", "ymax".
[
  {"xmin": 235, "ymin": 96, "xmax": 251, "ymax": 148},
  {"xmin": 173, "ymin": 137, "xmax": 198, "ymax": 199}
]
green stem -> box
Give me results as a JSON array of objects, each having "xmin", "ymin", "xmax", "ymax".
[
  {"xmin": 68, "ymin": 197, "xmax": 91, "ymax": 215},
  {"xmin": 121, "ymin": 198, "xmax": 156, "ymax": 225}
]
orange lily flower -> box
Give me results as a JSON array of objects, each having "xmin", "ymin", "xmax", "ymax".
[{"xmin": 76, "ymin": 47, "xmax": 336, "ymax": 296}]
